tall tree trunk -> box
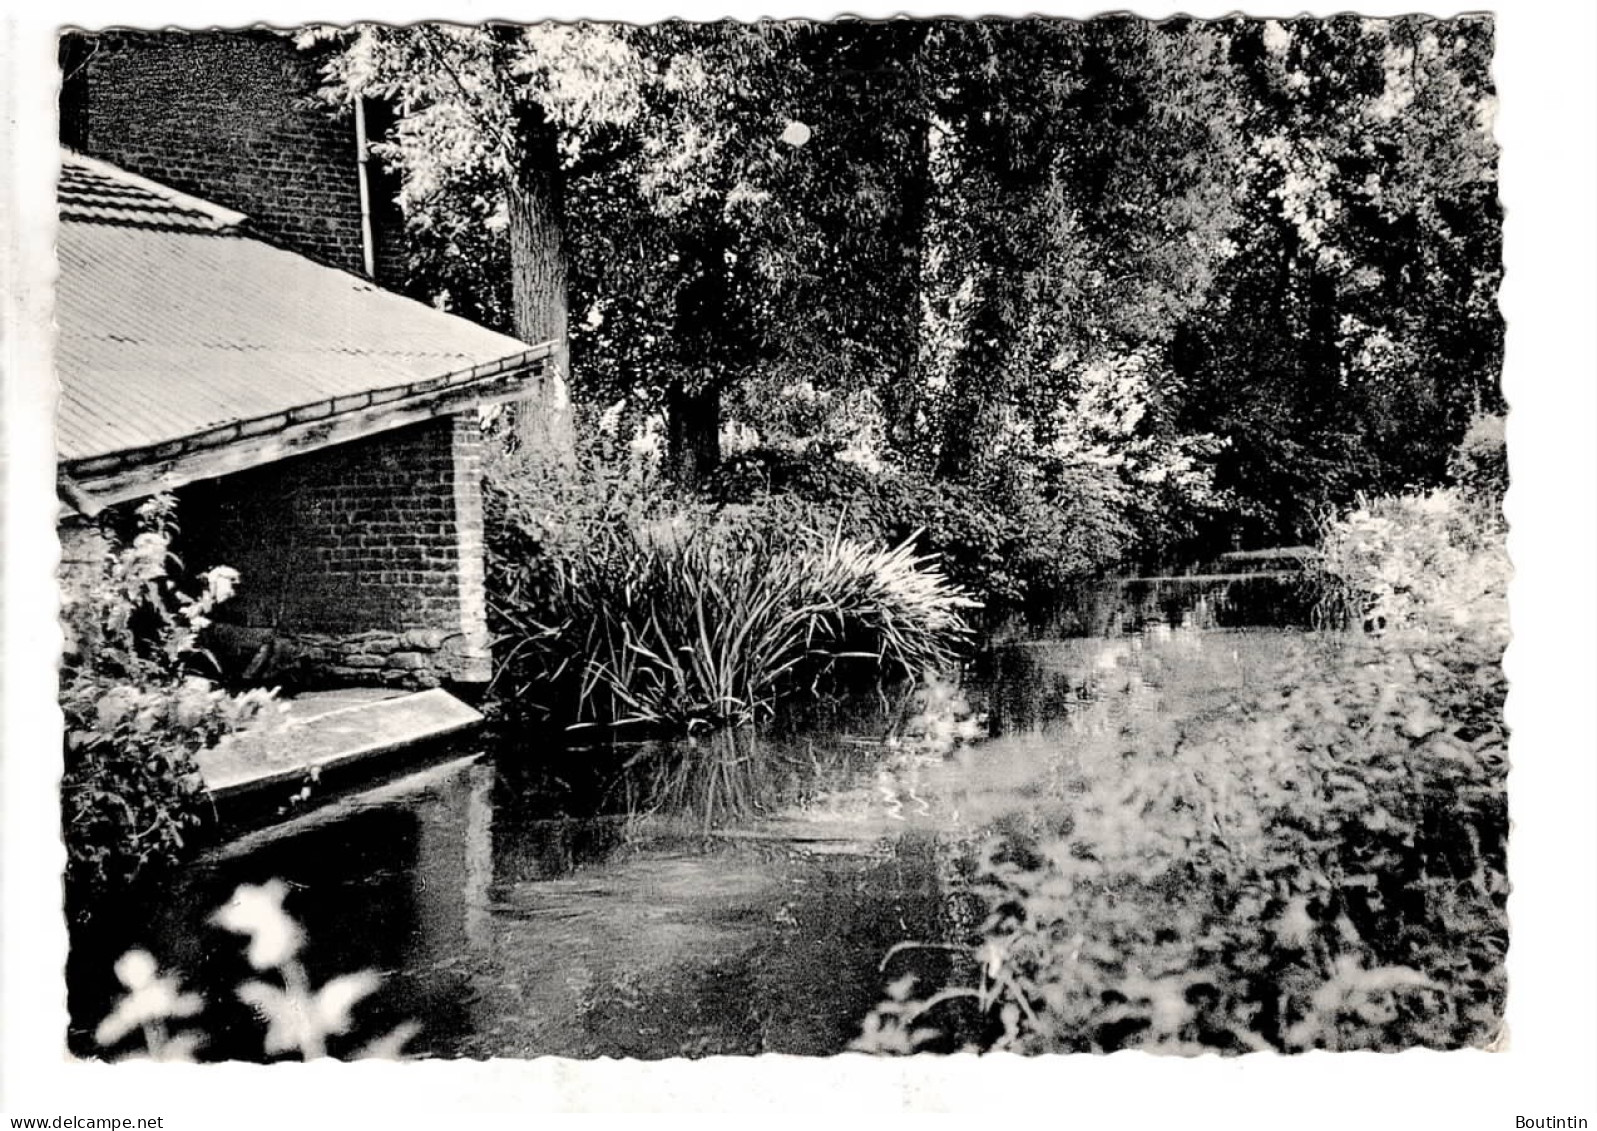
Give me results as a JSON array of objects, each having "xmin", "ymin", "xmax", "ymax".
[
  {"xmin": 666, "ymin": 378, "xmax": 722, "ymax": 489},
  {"xmin": 507, "ymin": 103, "xmax": 573, "ymax": 459},
  {"xmin": 871, "ymin": 22, "xmax": 933, "ymax": 470},
  {"xmin": 883, "ymin": 114, "xmax": 932, "ymax": 469},
  {"xmin": 932, "ymin": 61, "xmax": 1021, "ymax": 487},
  {"xmin": 665, "ymin": 224, "xmax": 730, "ymax": 487},
  {"xmin": 936, "ymin": 282, "xmax": 1007, "ymax": 484},
  {"xmin": 1305, "ymin": 267, "xmax": 1341, "ymax": 400}
]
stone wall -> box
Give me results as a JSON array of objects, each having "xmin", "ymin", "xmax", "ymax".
[
  {"xmin": 56, "ymin": 519, "xmax": 110, "ymax": 618},
  {"xmin": 178, "ymin": 415, "xmax": 491, "ymax": 690}
]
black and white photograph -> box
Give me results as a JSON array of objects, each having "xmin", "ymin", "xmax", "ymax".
[{"xmin": 2, "ymin": 0, "xmax": 1594, "ymax": 1124}]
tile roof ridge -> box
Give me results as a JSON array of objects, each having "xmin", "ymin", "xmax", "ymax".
[{"xmin": 59, "ymin": 148, "xmax": 251, "ymax": 231}]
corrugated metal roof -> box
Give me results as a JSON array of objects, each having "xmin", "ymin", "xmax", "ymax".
[
  {"xmin": 59, "ymin": 151, "xmax": 248, "ymax": 233},
  {"xmin": 56, "ymin": 151, "xmax": 536, "ymax": 465}
]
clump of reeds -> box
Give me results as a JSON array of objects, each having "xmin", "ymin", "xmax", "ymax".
[{"xmin": 497, "ymin": 520, "xmax": 978, "ymax": 734}]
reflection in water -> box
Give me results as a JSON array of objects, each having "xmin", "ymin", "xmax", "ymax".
[
  {"xmin": 69, "ymin": 579, "xmax": 1317, "ymax": 1060},
  {"xmin": 995, "ymin": 571, "xmax": 1312, "ymax": 642}
]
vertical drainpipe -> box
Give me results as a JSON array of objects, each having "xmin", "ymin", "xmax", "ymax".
[{"xmin": 353, "ymin": 95, "xmax": 377, "ymax": 280}]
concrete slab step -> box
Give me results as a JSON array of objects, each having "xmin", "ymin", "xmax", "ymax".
[{"xmin": 197, "ymin": 687, "xmax": 484, "ymax": 801}]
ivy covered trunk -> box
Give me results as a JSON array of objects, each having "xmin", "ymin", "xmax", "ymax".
[{"xmin": 935, "ymin": 285, "xmax": 1010, "ymax": 485}]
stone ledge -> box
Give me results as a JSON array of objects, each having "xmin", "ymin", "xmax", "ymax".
[{"xmin": 197, "ymin": 687, "xmax": 484, "ymax": 801}]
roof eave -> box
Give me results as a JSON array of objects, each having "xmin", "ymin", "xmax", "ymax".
[{"xmin": 58, "ymin": 341, "xmax": 559, "ymax": 515}]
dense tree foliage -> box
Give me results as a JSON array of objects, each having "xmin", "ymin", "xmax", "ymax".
[
  {"xmin": 308, "ymin": 15, "xmax": 1499, "ymax": 587},
  {"xmin": 1168, "ymin": 17, "xmax": 1501, "ymax": 548}
]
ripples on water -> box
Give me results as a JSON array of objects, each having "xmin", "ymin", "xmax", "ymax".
[{"xmin": 69, "ymin": 574, "xmax": 1314, "ymax": 1060}]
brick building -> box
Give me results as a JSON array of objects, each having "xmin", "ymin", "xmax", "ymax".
[
  {"xmin": 55, "ymin": 28, "xmax": 575, "ymax": 693},
  {"xmin": 56, "ymin": 150, "xmax": 553, "ymax": 690},
  {"xmin": 58, "ymin": 27, "xmax": 408, "ymax": 289}
]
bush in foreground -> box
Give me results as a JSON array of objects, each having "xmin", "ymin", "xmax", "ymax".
[
  {"xmin": 93, "ymin": 880, "xmax": 414, "ymax": 1062},
  {"xmin": 857, "ymin": 621, "xmax": 1506, "ymax": 1055},
  {"xmin": 859, "ymin": 455, "xmax": 1509, "ymax": 1054},
  {"xmin": 60, "ymin": 497, "xmax": 277, "ymax": 920}
]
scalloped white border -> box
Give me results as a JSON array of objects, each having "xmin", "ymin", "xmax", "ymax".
[{"xmin": 5, "ymin": 3, "xmax": 1595, "ymax": 1124}]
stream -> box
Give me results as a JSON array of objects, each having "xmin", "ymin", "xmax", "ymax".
[{"xmin": 68, "ymin": 572, "xmax": 1316, "ymax": 1060}]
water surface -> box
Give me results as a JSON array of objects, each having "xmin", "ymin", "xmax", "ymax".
[{"xmin": 71, "ymin": 576, "xmax": 1316, "ymax": 1060}]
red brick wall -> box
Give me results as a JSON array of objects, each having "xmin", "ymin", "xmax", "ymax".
[
  {"xmin": 65, "ymin": 29, "xmax": 368, "ymax": 277},
  {"xmin": 179, "ymin": 416, "xmax": 491, "ymax": 688}
]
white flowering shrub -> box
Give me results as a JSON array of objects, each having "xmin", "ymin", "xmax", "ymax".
[
  {"xmin": 95, "ymin": 880, "xmax": 416, "ymax": 1062},
  {"xmin": 60, "ymin": 496, "xmax": 278, "ymax": 918},
  {"xmin": 1309, "ymin": 488, "xmax": 1508, "ymax": 634}
]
